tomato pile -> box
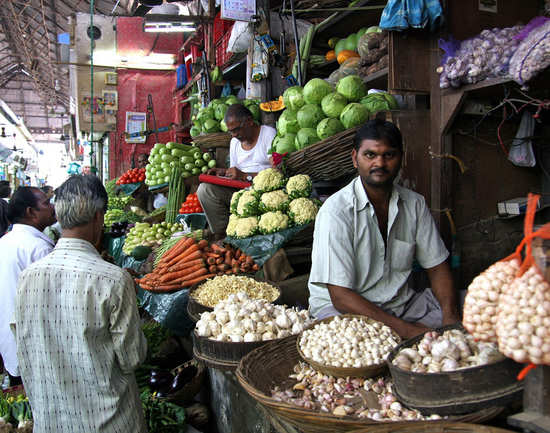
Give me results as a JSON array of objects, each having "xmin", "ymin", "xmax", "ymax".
[
  {"xmin": 179, "ymin": 193, "xmax": 203, "ymax": 214},
  {"xmin": 116, "ymin": 168, "xmax": 146, "ymax": 185}
]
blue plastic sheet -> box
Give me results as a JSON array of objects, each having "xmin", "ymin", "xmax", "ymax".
[
  {"xmin": 148, "ymin": 183, "xmax": 169, "ymax": 192},
  {"xmin": 116, "ymin": 182, "xmax": 142, "ymax": 196},
  {"xmin": 380, "ymin": 0, "xmax": 443, "ymax": 32},
  {"xmin": 137, "ymin": 287, "xmax": 195, "ymax": 336},
  {"xmin": 176, "ymin": 213, "xmax": 208, "ymax": 231}
]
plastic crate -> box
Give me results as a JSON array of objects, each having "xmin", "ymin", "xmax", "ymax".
[
  {"xmin": 214, "ymin": 12, "xmax": 233, "ymax": 43},
  {"xmin": 215, "ymin": 31, "xmax": 233, "ymax": 68}
]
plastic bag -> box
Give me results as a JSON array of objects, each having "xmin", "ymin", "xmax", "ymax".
[
  {"xmin": 496, "ymin": 194, "xmax": 550, "ymax": 364},
  {"xmin": 508, "ymin": 111, "xmax": 536, "ymax": 167},
  {"xmin": 227, "ymin": 21, "xmax": 253, "ymax": 53},
  {"xmin": 338, "ymin": 57, "xmax": 361, "ymax": 77},
  {"xmin": 225, "ymin": 224, "xmax": 309, "ymax": 266},
  {"xmin": 380, "ymin": 0, "xmax": 443, "ymax": 32},
  {"xmin": 509, "ymin": 19, "xmax": 550, "ymax": 85}
]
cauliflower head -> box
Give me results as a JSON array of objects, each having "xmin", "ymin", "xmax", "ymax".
[
  {"xmin": 260, "ymin": 189, "xmax": 290, "ymax": 212},
  {"xmin": 258, "ymin": 211, "xmax": 289, "ymax": 234},
  {"xmin": 226, "ymin": 214, "xmax": 240, "ymax": 237},
  {"xmin": 286, "ymin": 174, "xmax": 312, "ymax": 199},
  {"xmin": 234, "ymin": 216, "xmax": 259, "ymax": 238},
  {"xmin": 288, "ymin": 197, "xmax": 319, "ymax": 225},
  {"xmin": 252, "ymin": 168, "xmax": 285, "ymax": 193},
  {"xmin": 230, "ymin": 190, "xmax": 245, "ymax": 215},
  {"xmin": 236, "ymin": 190, "xmax": 260, "ymax": 217}
]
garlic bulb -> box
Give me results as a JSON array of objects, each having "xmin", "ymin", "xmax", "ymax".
[
  {"xmin": 393, "ymin": 328, "xmax": 504, "ymax": 372},
  {"xmin": 496, "ymin": 265, "xmax": 550, "ymax": 365},
  {"xmin": 299, "ymin": 316, "xmax": 400, "ymax": 368},
  {"xmin": 463, "ymin": 258, "xmax": 520, "ymax": 342},
  {"xmin": 194, "ymin": 291, "xmax": 314, "ymax": 341}
]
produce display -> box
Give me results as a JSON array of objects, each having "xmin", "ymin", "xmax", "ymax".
[
  {"xmin": 357, "ymin": 30, "xmax": 389, "ymax": 77},
  {"xmin": 462, "ymin": 258, "xmax": 520, "ymax": 342},
  {"xmin": 104, "ymin": 208, "xmax": 142, "ymax": 229},
  {"xmin": 0, "ymin": 392, "xmax": 33, "ymax": 432},
  {"xmin": 195, "ymin": 292, "xmax": 314, "ymax": 342},
  {"xmin": 510, "ymin": 19, "xmax": 550, "ymax": 85},
  {"xmin": 272, "ymin": 365, "xmax": 442, "ymax": 421},
  {"xmin": 191, "ymin": 275, "xmax": 278, "ymax": 308},
  {"xmin": 438, "ymin": 25, "xmax": 523, "ymax": 89},
  {"xmin": 496, "ymin": 265, "xmax": 550, "ymax": 365},
  {"xmin": 299, "ymin": 316, "xmax": 400, "ymax": 369},
  {"xmin": 145, "ymin": 142, "xmax": 215, "ymax": 187},
  {"xmin": 116, "ymin": 167, "xmax": 146, "ymax": 185},
  {"xmin": 274, "ymin": 75, "xmax": 396, "ymax": 155},
  {"xmin": 190, "ymin": 97, "xmax": 261, "ymax": 137},
  {"xmin": 226, "ymin": 170, "xmax": 319, "ymax": 238},
  {"xmin": 179, "ymin": 193, "xmax": 203, "ymax": 214},
  {"xmin": 392, "ymin": 329, "xmax": 504, "ymax": 373},
  {"xmin": 122, "ymin": 221, "xmax": 183, "ymax": 255},
  {"xmin": 137, "ymin": 239, "xmax": 259, "ymax": 292},
  {"xmin": 107, "ymin": 221, "xmax": 130, "ymax": 238},
  {"xmin": 140, "ymin": 389, "xmax": 186, "ymax": 433},
  {"xmin": 107, "ymin": 194, "xmax": 132, "ymax": 211}
]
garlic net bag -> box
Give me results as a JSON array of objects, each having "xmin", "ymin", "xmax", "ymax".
[
  {"xmin": 496, "ymin": 194, "xmax": 550, "ymax": 364},
  {"xmin": 462, "ymin": 247, "xmax": 522, "ymax": 343}
]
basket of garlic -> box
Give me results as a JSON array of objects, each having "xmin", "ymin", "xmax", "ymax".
[
  {"xmin": 193, "ymin": 291, "xmax": 315, "ymax": 370},
  {"xmin": 387, "ymin": 324, "xmax": 523, "ymax": 415},
  {"xmin": 187, "ymin": 274, "xmax": 281, "ymax": 322},
  {"xmin": 236, "ymin": 335, "xmax": 506, "ymax": 433},
  {"xmin": 297, "ymin": 315, "xmax": 401, "ymax": 378}
]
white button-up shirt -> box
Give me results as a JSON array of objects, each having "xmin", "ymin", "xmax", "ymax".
[
  {"xmin": 308, "ymin": 177, "xmax": 448, "ymax": 317},
  {"xmin": 0, "ymin": 224, "xmax": 54, "ymax": 375},
  {"xmin": 14, "ymin": 238, "xmax": 147, "ymax": 433}
]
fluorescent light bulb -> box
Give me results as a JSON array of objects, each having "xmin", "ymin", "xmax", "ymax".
[{"xmin": 144, "ymin": 23, "xmax": 196, "ymax": 33}]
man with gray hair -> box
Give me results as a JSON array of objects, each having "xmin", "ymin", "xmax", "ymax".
[{"xmin": 13, "ymin": 175, "xmax": 147, "ymax": 433}]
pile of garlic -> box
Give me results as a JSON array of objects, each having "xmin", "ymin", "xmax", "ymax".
[
  {"xmin": 299, "ymin": 316, "xmax": 400, "ymax": 368},
  {"xmin": 272, "ymin": 362, "xmax": 443, "ymax": 421},
  {"xmin": 392, "ymin": 329, "xmax": 504, "ymax": 373},
  {"xmin": 496, "ymin": 265, "xmax": 550, "ymax": 364},
  {"xmin": 195, "ymin": 291, "xmax": 314, "ymax": 342},
  {"xmin": 462, "ymin": 258, "xmax": 520, "ymax": 342},
  {"xmin": 191, "ymin": 275, "xmax": 279, "ymax": 308}
]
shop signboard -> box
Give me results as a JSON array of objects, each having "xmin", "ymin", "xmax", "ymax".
[
  {"xmin": 125, "ymin": 111, "xmax": 147, "ymax": 144},
  {"xmin": 221, "ymin": 0, "xmax": 256, "ymax": 22}
]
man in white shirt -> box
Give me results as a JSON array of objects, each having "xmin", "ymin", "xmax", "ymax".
[
  {"xmin": 0, "ymin": 187, "xmax": 56, "ymax": 383},
  {"xmin": 197, "ymin": 103, "xmax": 276, "ymax": 239},
  {"xmin": 309, "ymin": 119, "xmax": 459, "ymax": 339}
]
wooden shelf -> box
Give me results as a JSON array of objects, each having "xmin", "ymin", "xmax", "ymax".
[
  {"xmin": 174, "ymin": 73, "xmax": 201, "ymax": 97},
  {"xmin": 441, "ymin": 76, "xmax": 512, "ymax": 96},
  {"xmin": 363, "ymin": 67, "xmax": 388, "ymax": 89}
]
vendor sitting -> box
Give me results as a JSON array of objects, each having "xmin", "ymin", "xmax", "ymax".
[
  {"xmin": 197, "ymin": 104, "xmax": 276, "ymax": 240},
  {"xmin": 308, "ymin": 119, "xmax": 459, "ymax": 339}
]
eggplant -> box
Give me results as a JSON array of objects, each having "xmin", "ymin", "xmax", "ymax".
[
  {"xmin": 149, "ymin": 370, "xmax": 174, "ymax": 391},
  {"xmin": 170, "ymin": 365, "xmax": 197, "ymax": 393}
]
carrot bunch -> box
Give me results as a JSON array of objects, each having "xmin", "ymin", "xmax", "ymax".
[{"xmin": 135, "ymin": 238, "xmax": 259, "ymax": 293}]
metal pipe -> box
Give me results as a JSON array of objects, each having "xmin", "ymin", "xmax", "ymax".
[
  {"xmin": 282, "ymin": 5, "xmax": 386, "ymax": 13},
  {"xmin": 289, "ymin": 0, "xmax": 302, "ymax": 86}
]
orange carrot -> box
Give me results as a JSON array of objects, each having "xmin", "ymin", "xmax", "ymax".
[
  {"xmin": 205, "ymin": 252, "xmax": 221, "ymax": 258},
  {"xmin": 173, "ymin": 267, "xmax": 208, "ymax": 284},
  {"xmin": 215, "ymin": 257, "xmax": 224, "ymax": 265},
  {"xmin": 209, "ymin": 265, "xmax": 217, "ymax": 273},
  {"xmin": 210, "ymin": 243, "xmax": 226, "ymax": 254},
  {"xmin": 207, "ymin": 257, "xmax": 216, "ymax": 265},
  {"xmin": 197, "ymin": 239, "xmax": 209, "ymax": 250},
  {"xmin": 252, "ymin": 264, "xmax": 259, "ymax": 271},
  {"xmin": 177, "ymin": 273, "xmax": 216, "ymax": 287},
  {"xmin": 168, "ymin": 258, "xmax": 205, "ymax": 272},
  {"xmin": 224, "ymin": 251, "xmax": 232, "ymax": 265},
  {"xmin": 165, "ymin": 244, "xmax": 200, "ymax": 267},
  {"xmin": 153, "ymin": 283, "xmax": 182, "ymax": 292},
  {"xmin": 160, "ymin": 264, "xmax": 205, "ymax": 283},
  {"xmin": 217, "ymin": 264, "xmax": 229, "ymax": 271},
  {"xmin": 234, "ymin": 249, "xmax": 242, "ymax": 260},
  {"xmin": 159, "ymin": 237, "xmax": 194, "ymax": 265}
]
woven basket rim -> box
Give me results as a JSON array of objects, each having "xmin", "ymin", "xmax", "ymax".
[{"xmin": 296, "ymin": 314, "xmax": 400, "ymax": 377}]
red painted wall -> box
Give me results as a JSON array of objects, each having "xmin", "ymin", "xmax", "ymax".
[{"xmin": 109, "ymin": 18, "xmax": 183, "ymax": 178}]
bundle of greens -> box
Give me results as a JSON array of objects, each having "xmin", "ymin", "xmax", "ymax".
[{"xmin": 140, "ymin": 389, "xmax": 186, "ymax": 433}]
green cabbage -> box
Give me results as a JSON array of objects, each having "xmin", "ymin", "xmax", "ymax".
[
  {"xmin": 316, "ymin": 118, "xmax": 345, "ymax": 140},
  {"xmin": 336, "ymin": 75, "xmax": 367, "ymax": 102},
  {"xmin": 277, "ymin": 109, "xmax": 300, "ymax": 136},
  {"xmin": 190, "ymin": 126, "xmax": 201, "ymax": 137},
  {"xmin": 283, "ymin": 86, "xmax": 305, "ymax": 112},
  {"xmin": 297, "ymin": 104, "xmax": 325, "ymax": 129},
  {"xmin": 208, "ymin": 99, "xmax": 223, "ymax": 108},
  {"xmin": 202, "ymin": 118, "xmax": 220, "ymax": 133},
  {"xmin": 303, "ymin": 78, "xmax": 333, "ymax": 105},
  {"xmin": 295, "ymin": 128, "xmax": 320, "ymax": 150},
  {"xmin": 248, "ymin": 104, "xmax": 261, "ymax": 121},
  {"xmin": 225, "ymin": 96, "xmax": 241, "ymax": 105},
  {"xmin": 321, "ymin": 92, "xmax": 348, "ymax": 118},
  {"xmin": 214, "ymin": 103, "xmax": 229, "ymax": 121},
  {"xmin": 219, "ymin": 119, "xmax": 228, "ymax": 132},
  {"xmin": 359, "ymin": 93, "xmax": 394, "ymax": 114},
  {"xmin": 273, "ymin": 134, "xmax": 297, "ymax": 154},
  {"xmin": 197, "ymin": 107, "xmax": 215, "ymax": 123},
  {"xmin": 340, "ymin": 103, "xmax": 370, "ymax": 129}
]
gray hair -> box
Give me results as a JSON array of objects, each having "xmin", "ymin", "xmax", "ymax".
[
  {"xmin": 224, "ymin": 104, "xmax": 253, "ymax": 123},
  {"xmin": 55, "ymin": 175, "xmax": 108, "ymax": 229}
]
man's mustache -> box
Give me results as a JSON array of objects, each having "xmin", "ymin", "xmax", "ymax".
[{"xmin": 370, "ymin": 168, "xmax": 388, "ymax": 174}]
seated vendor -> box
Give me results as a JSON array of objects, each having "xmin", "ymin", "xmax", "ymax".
[
  {"xmin": 308, "ymin": 119, "xmax": 459, "ymax": 339},
  {"xmin": 132, "ymin": 153, "xmax": 154, "ymax": 213},
  {"xmin": 197, "ymin": 104, "xmax": 276, "ymax": 240}
]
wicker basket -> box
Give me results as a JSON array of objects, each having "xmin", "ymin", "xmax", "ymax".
[
  {"xmin": 285, "ymin": 126, "xmax": 360, "ymax": 181},
  {"xmin": 192, "ymin": 132, "xmax": 232, "ymax": 149},
  {"xmin": 164, "ymin": 359, "xmax": 205, "ymax": 406},
  {"xmin": 347, "ymin": 423, "xmax": 517, "ymax": 433},
  {"xmin": 296, "ymin": 314, "xmax": 400, "ymax": 378},
  {"xmin": 236, "ymin": 336, "xmax": 505, "ymax": 433}
]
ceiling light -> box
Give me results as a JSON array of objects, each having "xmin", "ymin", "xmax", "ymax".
[{"xmin": 143, "ymin": 22, "xmax": 196, "ymax": 33}]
